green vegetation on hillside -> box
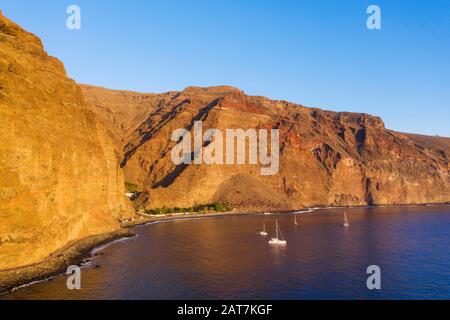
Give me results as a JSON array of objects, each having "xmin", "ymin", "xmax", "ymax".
[
  {"xmin": 125, "ymin": 182, "xmax": 141, "ymax": 194},
  {"xmin": 144, "ymin": 203, "xmax": 233, "ymax": 215}
]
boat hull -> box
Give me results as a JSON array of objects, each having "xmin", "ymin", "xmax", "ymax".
[{"xmin": 268, "ymin": 239, "xmax": 287, "ymax": 245}]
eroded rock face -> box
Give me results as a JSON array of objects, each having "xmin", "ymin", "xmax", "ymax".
[
  {"xmin": 0, "ymin": 14, "xmax": 134, "ymax": 270},
  {"xmin": 82, "ymin": 85, "xmax": 450, "ymax": 211}
]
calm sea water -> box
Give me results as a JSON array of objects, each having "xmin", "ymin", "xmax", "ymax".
[{"xmin": 2, "ymin": 206, "xmax": 450, "ymax": 300}]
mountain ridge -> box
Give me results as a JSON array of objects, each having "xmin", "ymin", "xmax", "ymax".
[{"xmin": 81, "ymin": 84, "xmax": 450, "ymax": 211}]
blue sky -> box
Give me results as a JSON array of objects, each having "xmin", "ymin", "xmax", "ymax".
[{"xmin": 2, "ymin": 0, "xmax": 449, "ymax": 136}]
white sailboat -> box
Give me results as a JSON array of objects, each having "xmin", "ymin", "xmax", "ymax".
[
  {"xmin": 258, "ymin": 220, "xmax": 268, "ymax": 236},
  {"xmin": 294, "ymin": 215, "xmax": 298, "ymax": 227},
  {"xmin": 268, "ymin": 220, "xmax": 287, "ymax": 245},
  {"xmin": 342, "ymin": 211, "xmax": 350, "ymax": 228}
]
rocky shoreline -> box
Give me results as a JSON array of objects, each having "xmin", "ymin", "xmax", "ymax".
[
  {"xmin": 0, "ymin": 210, "xmax": 278, "ymax": 295},
  {"xmin": 122, "ymin": 202, "xmax": 450, "ymax": 229},
  {"xmin": 0, "ymin": 211, "xmax": 258, "ymax": 295},
  {"xmin": 1, "ymin": 203, "xmax": 449, "ymax": 296},
  {"xmin": 0, "ymin": 229, "xmax": 134, "ymax": 294}
]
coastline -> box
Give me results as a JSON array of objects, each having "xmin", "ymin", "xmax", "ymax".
[
  {"xmin": 0, "ymin": 229, "xmax": 134, "ymax": 295},
  {"xmin": 1, "ymin": 202, "xmax": 449, "ymax": 295},
  {"xmin": 121, "ymin": 202, "xmax": 450, "ymax": 229},
  {"xmin": 0, "ymin": 209, "xmax": 310, "ymax": 295}
]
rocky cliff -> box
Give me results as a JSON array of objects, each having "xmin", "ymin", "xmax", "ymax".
[
  {"xmin": 0, "ymin": 13, "xmax": 134, "ymax": 270},
  {"xmin": 82, "ymin": 85, "xmax": 450, "ymax": 211}
]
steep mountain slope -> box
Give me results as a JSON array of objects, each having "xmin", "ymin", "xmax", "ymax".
[
  {"xmin": 0, "ymin": 13, "xmax": 134, "ymax": 270},
  {"xmin": 80, "ymin": 84, "xmax": 164, "ymax": 149},
  {"xmin": 82, "ymin": 85, "xmax": 450, "ymax": 211}
]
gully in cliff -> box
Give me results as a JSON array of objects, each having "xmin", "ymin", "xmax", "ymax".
[{"xmin": 171, "ymin": 121, "xmax": 280, "ymax": 176}]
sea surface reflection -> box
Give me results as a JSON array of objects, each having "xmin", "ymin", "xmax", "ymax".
[{"xmin": 2, "ymin": 206, "xmax": 450, "ymax": 300}]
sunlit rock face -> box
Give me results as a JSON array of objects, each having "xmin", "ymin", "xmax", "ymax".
[
  {"xmin": 0, "ymin": 13, "xmax": 134, "ymax": 270},
  {"xmin": 82, "ymin": 84, "xmax": 450, "ymax": 211}
]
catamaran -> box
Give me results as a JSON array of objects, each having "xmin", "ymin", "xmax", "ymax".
[
  {"xmin": 258, "ymin": 220, "xmax": 268, "ymax": 236},
  {"xmin": 268, "ymin": 220, "xmax": 287, "ymax": 245},
  {"xmin": 342, "ymin": 211, "xmax": 350, "ymax": 228}
]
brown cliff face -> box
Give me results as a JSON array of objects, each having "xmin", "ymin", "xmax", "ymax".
[
  {"xmin": 82, "ymin": 85, "xmax": 450, "ymax": 211},
  {"xmin": 0, "ymin": 14, "xmax": 134, "ymax": 270}
]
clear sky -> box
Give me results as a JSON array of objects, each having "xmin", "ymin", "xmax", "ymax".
[{"xmin": 2, "ymin": 0, "xmax": 449, "ymax": 136}]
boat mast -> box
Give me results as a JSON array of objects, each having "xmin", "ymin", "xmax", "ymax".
[{"xmin": 276, "ymin": 220, "xmax": 279, "ymax": 239}]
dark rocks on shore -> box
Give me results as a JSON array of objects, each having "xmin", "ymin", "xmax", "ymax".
[{"xmin": 0, "ymin": 229, "xmax": 134, "ymax": 294}]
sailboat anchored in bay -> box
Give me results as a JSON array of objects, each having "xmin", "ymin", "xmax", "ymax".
[
  {"xmin": 268, "ymin": 220, "xmax": 287, "ymax": 246},
  {"xmin": 258, "ymin": 220, "xmax": 268, "ymax": 236},
  {"xmin": 342, "ymin": 211, "xmax": 350, "ymax": 228}
]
